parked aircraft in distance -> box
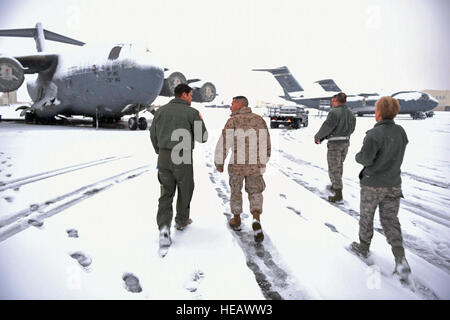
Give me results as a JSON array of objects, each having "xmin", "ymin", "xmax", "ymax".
[
  {"xmin": 253, "ymin": 66, "xmax": 438, "ymax": 119},
  {"xmin": 0, "ymin": 23, "xmax": 217, "ymax": 129}
]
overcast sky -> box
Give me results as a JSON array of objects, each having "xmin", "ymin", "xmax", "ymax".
[{"xmin": 0, "ymin": 0, "xmax": 449, "ymax": 104}]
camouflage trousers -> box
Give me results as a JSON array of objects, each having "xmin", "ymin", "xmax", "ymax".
[
  {"xmin": 327, "ymin": 142, "xmax": 349, "ymax": 190},
  {"xmin": 229, "ymin": 174, "xmax": 266, "ymax": 216},
  {"xmin": 359, "ymin": 185, "xmax": 405, "ymax": 259}
]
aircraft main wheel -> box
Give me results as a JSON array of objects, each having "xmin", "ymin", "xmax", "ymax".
[
  {"xmin": 25, "ymin": 112, "xmax": 35, "ymax": 124},
  {"xmin": 128, "ymin": 117, "xmax": 138, "ymax": 130},
  {"xmin": 138, "ymin": 117, "xmax": 148, "ymax": 130}
]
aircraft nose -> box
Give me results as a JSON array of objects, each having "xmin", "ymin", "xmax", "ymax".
[
  {"xmin": 429, "ymin": 94, "xmax": 439, "ymax": 108},
  {"xmin": 141, "ymin": 65, "xmax": 165, "ymax": 95}
]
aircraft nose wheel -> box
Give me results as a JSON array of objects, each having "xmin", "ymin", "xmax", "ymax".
[
  {"xmin": 128, "ymin": 117, "xmax": 138, "ymax": 130},
  {"xmin": 138, "ymin": 117, "xmax": 147, "ymax": 130}
]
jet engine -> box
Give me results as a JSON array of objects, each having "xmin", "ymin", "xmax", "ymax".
[
  {"xmin": 192, "ymin": 82, "xmax": 216, "ymax": 103},
  {"xmin": 0, "ymin": 56, "xmax": 25, "ymax": 92},
  {"xmin": 159, "ymin": 71, "xmax": 187, "ymax": 97}
]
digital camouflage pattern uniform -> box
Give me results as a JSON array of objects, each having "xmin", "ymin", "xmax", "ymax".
[
  {"xmin": 214, "ymin": 107, "xmax": 271, "ymax": 216},
  {"xmin": 150, "ymin": 98, "xmax": 208, "ymax": 230},
  {"xmin": 314, "ymin": 104, "xmax": 356, "ymax": 191},
  {"xmin": 355, "ymin": 119, "xmax": 408, "ymax": 260}
]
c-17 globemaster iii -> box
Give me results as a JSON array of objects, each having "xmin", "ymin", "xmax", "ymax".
[
  {"xmin": 253, "ymin": 66, "xmax": 438, "ymax": 119},
  {"xmin": 0, "ymin": 23, "xmax": 217, "ymax": 129}
]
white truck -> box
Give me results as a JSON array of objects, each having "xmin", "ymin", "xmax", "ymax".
[{"xmin": 267, "ymin": 105, "xmax": 309, "ymax": 129}]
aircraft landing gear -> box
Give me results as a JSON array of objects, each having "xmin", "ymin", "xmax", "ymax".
[
  {"xmin": 126, "ymin": 104, "xmax": 148, "ymax": 130},
  {"xmin": 138, "ymin": 117, "xmax": 147, "ymax": 130},
  {"xmin": 128, "ymin": 117, "xmax": 138, "ymax": 130},
  {"xmin": 24, "ymin": 112, "xmax": 36, "ymax": 124},
  {"xmin": 127, "ymin": 116, "xmax": 147, "ymax": 130}
]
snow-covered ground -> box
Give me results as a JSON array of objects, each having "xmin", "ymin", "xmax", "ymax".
[{"xmin": 0, "ymin": 106, "xmax": 449, "ymax": 300}]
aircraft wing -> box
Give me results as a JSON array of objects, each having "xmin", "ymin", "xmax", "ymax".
[
  {"xmin": 0, "ymin": 53, "xmax": 59, "ymax": 92},
  {"xmin": 15, "ymin": 54, "xmax": 59, "ymax": 76}
]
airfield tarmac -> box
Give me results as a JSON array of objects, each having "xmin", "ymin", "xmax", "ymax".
[{"xmin": 0, "ymin": 107, "xmax": 449, "ymax": 299}]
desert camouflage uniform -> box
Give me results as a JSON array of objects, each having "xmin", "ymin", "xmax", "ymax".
[
  {"xmin": 314, "ymin": 104, "xmax": 356, "ymax": 190},
  {"xmin": 214, "ymin": 107, "xmax": 271, "ymax": 215},
  {"xmin": 356, "ymin": 119, "xmax": 408, "ymax": 259}
]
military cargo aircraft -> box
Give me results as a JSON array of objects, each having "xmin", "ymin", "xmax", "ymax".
[
  {"xmin": 253, "ymin": 66, "xmax": 438, "ymax": 119},
  {"xmin": 0, "ymin": 23, "xmax": 217, "ymax": 129}
]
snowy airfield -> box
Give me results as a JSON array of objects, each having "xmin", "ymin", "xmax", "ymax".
[{"xmin": 0, "ymin": 106, "xmax": 449, "ymax": 300}]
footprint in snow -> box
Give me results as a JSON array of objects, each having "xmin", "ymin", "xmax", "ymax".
[
  {"xmin": 3, "ymin": 196, "xmax": 14, "ymax": 203},
  {"xmin": 122, "ymin": 273, "xmax": 142, "ymax": 293},
  {"xmin": 70, "ymin": 252, "xmax": 92, "ymax": 269},
  {"xmin": 185, "ymin": 270, "xmax": 205, "ymax": 294},
  {"xmin": 67, "ymin": 229, "xmax": 79, "ymax": 238},
  {"xmin": 28, "ymin": 219, "xmax": 44, "ymax": 228},
  {"xmin": 279, "ymin": 193, "xmax": 287, "ymax": 199},
  {"xmin": 324, "ymin": 222, "xmax": 338, "ymax": 233}
]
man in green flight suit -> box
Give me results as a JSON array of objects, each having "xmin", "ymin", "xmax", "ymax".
[
  {"xmin": 150, "ymin": 84, "xmax": 208, "ymax": 248},
  {"xmin": 314, "ymin": 92, "xmax": 356, "ymax": 202}
]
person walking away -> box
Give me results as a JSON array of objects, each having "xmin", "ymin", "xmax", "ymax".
[
  {"xmin": 214, "ymin": 96, "xmax": 271, "ymax": 243},
  {"xmin": 350, "ymin": 96, "xmax": 411, "ymax": 283},
  {"xmin": 314, "ymin": 92, "xmax": 356, "ymax": 202},
  {"xmin": 150, "ymin": 84, "xmax": 208, "ymax": 249}
]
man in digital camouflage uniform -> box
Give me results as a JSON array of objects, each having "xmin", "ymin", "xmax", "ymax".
[
  {"xmin": 150, "ymin": 84, "xmax": 208, "ymax": 247},
  {"xmin": 314, "ymin": 92, "xmax": 356, "ymax": 202},
  {"xmin": 351, "ymin": 96, "xmax": 411, "ymax": 282},
  {"xmin": 214, "ymin": 96, "xmax": 271, "ymax": 243}
]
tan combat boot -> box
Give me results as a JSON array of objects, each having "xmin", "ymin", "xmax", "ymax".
[
  {"xmin": 252, "ymin": 211, "xmax": 264, "ymax": 243},
  {"xmin": 229, "ymin": 214, "xmax": 241, "ymax": 231}
]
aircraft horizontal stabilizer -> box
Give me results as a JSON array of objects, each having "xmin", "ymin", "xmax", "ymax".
[
  {"xmin": 252, "ymin": 66, "xmax": 304, "ymax": 92},
  {"xmin": 0, "ymin": 23, "xmax": 84, "ymax": 52},
  {"xmin": 42, "ymin": 29, "xmax": 85, "ymax": 47},
  {"xmin": 314, "ymin": 79, "xmax": 342, "ymax": 92}
]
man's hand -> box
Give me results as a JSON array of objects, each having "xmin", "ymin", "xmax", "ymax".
[
  {"xmin": 216, "ymin": 166, "xmax": 224, "ymax": 173},
  {"xmin": 315, "ymin": 139, "xmax": 321, "ymax": 144}
]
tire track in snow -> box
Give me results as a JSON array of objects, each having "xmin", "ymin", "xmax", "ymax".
[
  {"xmin": 0, "ymin": 165, "xmax": 150, "ymax": 242},
  {"xmin": 0, "ymin": 155, "xmax": 131, "ymax": 192},
  {"xmin": 274, "ymin": 147, "xmax": 450, "ymax": 275},
  {"xmin": 205, "ymin": 152, "xmax": 314, "ymax": 300}
]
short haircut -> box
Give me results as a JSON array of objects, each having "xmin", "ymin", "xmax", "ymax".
[
  {"xmin": 233, "ymin": 96, "xmax": 249, "ymax": 107},
  {"xmin": 336, "ymin": 92, "xmax": 347, "ymax": 103},
  {"xmin": 174, "ymin": 84, "xmax": 192, "ymax": 98},
  {"xmin": 376, "ymin": 96, "xmax": 401, "ymax": 119}
]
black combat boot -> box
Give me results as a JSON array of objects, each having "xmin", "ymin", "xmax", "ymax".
[
  {"xmin": 328, "ymin": 189, "xmax": 343, "ymax": 202},
  {"xmin": 394, "ymin": 256, "xmax": 412, "ymax": 285},
  {"xmin": 326, "ymin": 184, "xmax": 337, "ymax": 192},
  {"xmin": 350, "ymin": 241, "xmax": 370, "ymax": 258}
]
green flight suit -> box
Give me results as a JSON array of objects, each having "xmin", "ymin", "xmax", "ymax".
[{"xmin": 150, "ymin": 98, "xmax": 208, "ymax": 230}]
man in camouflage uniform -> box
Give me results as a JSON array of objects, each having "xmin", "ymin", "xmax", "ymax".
[
  {"xmin": 351, "ymin": 96, "xmax": 411, "ymax": 281},
  {"xmin": 150, "ymin": 84, "xmax": 208, "ymax": 247},
  {"xmin": 214, "ymin": 96, "xmax": 271, "ymax": 243},
  {"xmin": 314, "ymin": 93, "xmax": 356, "ymax": 202}
]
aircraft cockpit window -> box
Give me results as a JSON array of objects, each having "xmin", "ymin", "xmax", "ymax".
[
  {"xmin": 122, "ymin": 59, "xmax": 134, "ymax": 69},
  {"xmin": 108, "ymin": 46, "xmax": 122, "ymax": 60}
]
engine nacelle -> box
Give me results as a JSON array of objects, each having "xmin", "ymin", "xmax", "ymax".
[
  {"xmin": 192, "ymin": 82, "xmax": 216, "ymax": 103},
  {"xmin": 0, "ymin": 56, "xmax": 25, "ymax": 92},
  {"xmin": 159, "ymin": 71, "xmax": 187, "ymax": 97}
]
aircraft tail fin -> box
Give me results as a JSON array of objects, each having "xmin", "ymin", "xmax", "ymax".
[
  {"xmin": 0, "ymin": 23, "xmax": 85, "ymax": 52},
  {"xmin": 252, "ymin": 66, "xmax": 303, "ymax": 96},
  {"xmin": 314, "ymin": 79, "xmax": 342, "ymax": 92}
]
